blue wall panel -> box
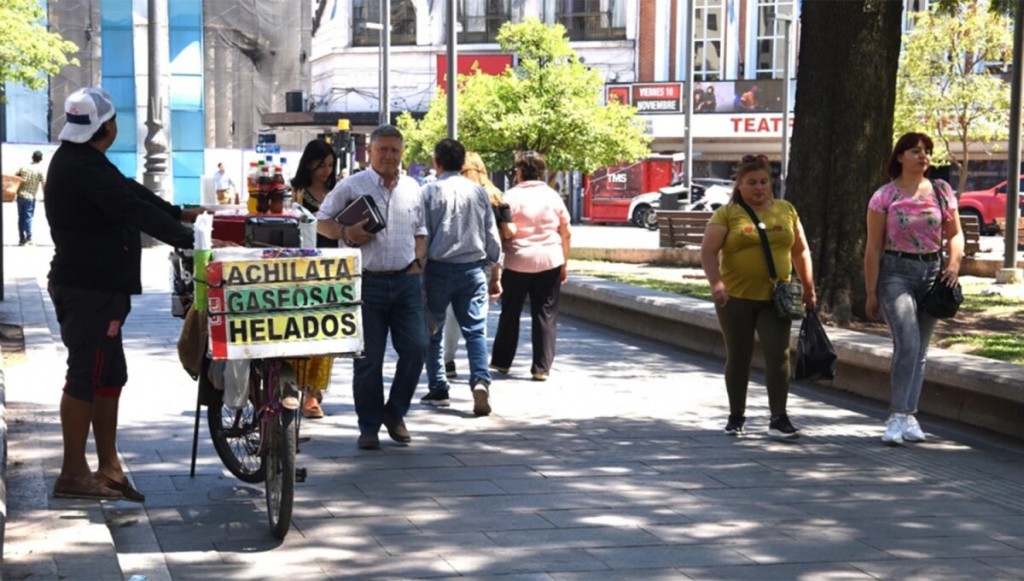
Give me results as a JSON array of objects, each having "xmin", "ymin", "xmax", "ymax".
[
  {"xmin": 101, "ymin": 0, "xmax": 137, "ymax": 179},
  {"xmin": 169, "ymin": 0, "xmax": 204, "ymax": 205}
]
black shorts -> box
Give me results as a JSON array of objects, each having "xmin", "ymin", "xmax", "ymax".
[{"xmin": 49, "ymin": 284, "xmax": 132, "ymax": 401}]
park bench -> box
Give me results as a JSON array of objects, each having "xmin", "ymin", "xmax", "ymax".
[
  {"xmin": 993, "ymin": 215, "xmax": 1024, "ymax": 249},
  {"xmin": 657, "ymin": 211, "xmax": 713, "ymax": 248},
  {"xmin": 960, "ymin": 214, "xmax": 981, "ymax": 257}
]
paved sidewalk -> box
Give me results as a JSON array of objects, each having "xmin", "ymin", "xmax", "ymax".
[{"xmin": 2, "ymin": 222, "xmax": 1024, "ymax": 579}]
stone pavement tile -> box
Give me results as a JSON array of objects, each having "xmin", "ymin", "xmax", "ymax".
[
  {"xmin": 549, "ymin": 570, "xmax": 686, "ymax": 580},
  {"xmin": 850, "ymin": 558, "xmax": 1021, "ymax": 580},
  {"xmin": 487, "ymin": 525, "xmax": 665, "ymax": 549},
  {"xmin": 440, "ymin": 546, "xmax": 609, "ymax": 576},
  {"xmin": 289, "ymin": 514, "xmax": 421, "ymax": 537},
  {"xmin": 400, "ymin": 464, "xmax": 544, "ymax": 482},
  {"xmin": 372, "ymin": 531, "xmax": 500, "ymax": 555},
  {"xmin": 860, "ymin": 534, "xmax": 1024, "ymax": 559},
  {"xmin": 836, "ymin": 483, "xmax": 980, "ymax": 502},
  {"xmin": 980, "ymin": 557, "xmax": 1024, "ymax": 578},
  {"xmin": 358, "ymin": 479, "xmax": 508, "ymax": 498},
  {"xmin": 642, "ymin": 521, "xmax": 777, "ymax": 545},
  {"xmin": 536, "ymin": 506, "xmax": 694, "ymax": 529},
  {"xmin": 791, "ymin": 498, "xmax": 1012, "ymax": 520},
  {"xmin": 450, "ymin": 451, "xmax": 565, "ymax": 468},
  {"xmin": 727, "ymin": 537, "xmax": 892, "ymax": 565},
  {"xmin": 529, "ymin": 462, "xmax": 663, "ymax": 479},
  {"xmin": 686, "ymin": 485, "xmax": 855, "ymax": 505},
  {"xmin": 773, "ymin": 516, "xmax": 1006, "ymax": 541},
  {"xmin": 667, "ymin": 501, "xmax": 813, "ymax": 523},
  {"xmin": 584, "ymin": 544, "xmax": 752, "ymax": 569},
  {"xmin": 407, "ymin": 510, "xmax": 555, "ymax": 533},
  {"xmin": 433, "ymin": 492, "xmax": 608, "ymax": 513},
  {"xmin": 678, "ymin": 563, "xmax": 876, "ymax": 580},
  {"xmin": 321, "ymin": 497, "xmax": 445, "ymax": 519}
]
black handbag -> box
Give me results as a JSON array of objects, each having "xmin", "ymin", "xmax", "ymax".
[
  {"xmin": 919, "ymin": 183, "xmax": 963, "ymax": 319},
  {"xmin": 736, "ymin": 200, "xmax": 805, "ymax": 320},
  {"xmin": 794, "ymin": 310, "xmax": 837, "ymax": 381}
]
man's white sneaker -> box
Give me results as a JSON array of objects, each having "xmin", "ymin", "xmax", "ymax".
[
  {"xmin": 902, "ymin": 414, "xmax": 926, "ymax": 442},
  {"xmin": 882, "ymin": 413, "xmax": 906, "ymax": 445}
]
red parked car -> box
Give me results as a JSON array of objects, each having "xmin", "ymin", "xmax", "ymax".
[{"xmin": 958, "ymin": 178, "xmax": 1024, "ymax": 234}]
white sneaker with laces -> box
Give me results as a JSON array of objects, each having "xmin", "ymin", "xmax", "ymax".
[
  {"xmin": 882, "ymin": 413, "xmax": 906, "ymax": 445},
  {"xmin": 902, "ymin": 414, "xmax": 926, "ymax": 442}
]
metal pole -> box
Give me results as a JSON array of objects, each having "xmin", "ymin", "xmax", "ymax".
[
  {"xmin": 142, "ymin": 0, "xmax": 170, "ymax": 248},
  {"xmin": 0, "ymin": 82, "xmax": 6, "ymax": 300},
  {"xmin": 1003, "ymin": 0, "xmax": 1024, "ymax": 269},
  {"xmin": 446, "ymin": 0, "xmax": 457, "ymax": 139},
  {"xmin": 683, "ymin": 0, "xmax": 694, "ymax": 191},
  {"xmin": 380, "ymin": 0, "xmax": 391, "ymax": 126},
  {"xmin": 778, "ymin": 13, "xmax": 793, "ymax": 199}
]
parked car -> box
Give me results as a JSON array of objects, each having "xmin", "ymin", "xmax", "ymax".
[
  {"xmin": 959, "ymin": 178, "xmax": 1024, "ymax": 235},
  {"xmin": 628, "ymin": 180, "xmax": 732, "ymax": 230}
]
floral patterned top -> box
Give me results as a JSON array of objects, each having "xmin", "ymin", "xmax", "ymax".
[{"xmin": 868, "ymin": 179, "xmax": 957, "ymax": 254}]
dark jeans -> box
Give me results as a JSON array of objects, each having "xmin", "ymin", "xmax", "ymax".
[
  {"xmin": 491, "ymin": 266, "xmax": 562, "ymax": 376},
  {"xmin": 17, "ymin": 196, "xmax": 35, "ymax": 243},
  {"xmin": 715, "ymin": 296, "xmax": 793, "ymax": 418},
  {"xmin": 353, "ymin": 273, "xmax": 427, "ymax": 435},
  {"xmin": 424, "ymin": 260, "xmax": 490, "ymax": 390}
]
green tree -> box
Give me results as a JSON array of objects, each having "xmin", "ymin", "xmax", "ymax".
[
  {"xmin": 0, "ymin": 0, "xmax": 79, "ymax": 92},
  {"xmin": 894, "ymin": 2, "xmax": 1012, "ymax": 195},
  {"xmin": 398, "ymin": 18, "xmax": 649, "ymax": 173}
]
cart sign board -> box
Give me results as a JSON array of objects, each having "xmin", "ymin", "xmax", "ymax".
[{"xmin": 206, "ymin": 248, "xmax": 363, "ymax": 359}]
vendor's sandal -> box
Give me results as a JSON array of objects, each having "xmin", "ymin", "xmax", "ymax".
[
  {"xmin": 96, "ymin": 473, "xmax": 146, "ymax": 503},
  {"xmin": 53, "ymin": 474, "xmax": 123, "ymax": 501},
  {"xmin": 303, "ymin": 400, "xmax": 324, "ymax": 419}
]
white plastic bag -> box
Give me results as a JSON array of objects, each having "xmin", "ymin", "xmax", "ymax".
[{"xmin": 222, "ymin": 359, "xmax": 251, "ymax": 410}]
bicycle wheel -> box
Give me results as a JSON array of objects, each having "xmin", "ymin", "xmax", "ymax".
[
  {"xmin": 208, "ymin": 397, "xmax": 264, "ymax": 483},
  {"xmin": 265, "ymin": 406, "xmax": 296, "ymax": 539}
]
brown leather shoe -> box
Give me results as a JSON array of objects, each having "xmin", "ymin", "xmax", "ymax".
[
  {"xmin": 357, "ymin": 433, "xmax": 380, "ymax": 450},
  {"xmin": 382, "ymin": 413, "xmax": 412, "ymax": 443}
]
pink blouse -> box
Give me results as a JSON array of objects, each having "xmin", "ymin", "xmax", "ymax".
[
  {"xmin": 501, "ymin": 181, "xmax": 570, "ymax": 273},
  {"xmin": 868, "ymin": 179, "xmax": 957, "ymax": 254}
]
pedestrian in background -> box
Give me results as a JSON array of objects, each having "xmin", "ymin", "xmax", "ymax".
[
  {"xmin": 490, "ymin": 150, "xmax": 571, "ymax": 382},
  {"xmin": 15, "ymin": 150, "xmax": 46, "ymax": 246},
  {"xmin": 419, "ymin": 140, "xmax": 503, "ymax": 416},
  {"xmin": 290, "ymin": 138, "xmax": 339, "ymax": 419},
  {"xmin": 46, "ymin": 87, "xmax": 210, "ymax": 501},
  {"xmin": 213, "ymin": 162, "xmax": 235, "ymax": 204},
  {"xmin": 864, "ymin": 132, "xmax": 963, "ymax": 445},
  {"xmin": 316, "ymin": 124, "xmax": 427, "ymax": 450},
  {"xmin": 440, "ymin": 151, "xmax": 514, "ymax": 381},
  {"xmin": 700, "ymin": 154, "xmax": 815, "ymax": 439}
]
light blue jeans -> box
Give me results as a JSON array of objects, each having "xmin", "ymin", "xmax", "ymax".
[
  {"xmin": 424, "ymin": 261, "xmax": 491, "ymax": 390},
  {"xmin": 877, "ymin": 253, "xmax": 940, "ymax": 414}
]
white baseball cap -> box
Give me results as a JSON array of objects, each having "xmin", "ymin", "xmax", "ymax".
[{"xmin": 58, "ymin": 87, "xmax": 116, "ymax": 144}]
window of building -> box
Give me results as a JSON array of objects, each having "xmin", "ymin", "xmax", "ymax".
[
  {"xmin": 694, "ymin": 0, "xmax": 725, "ymax": 81},
  {"xmin": 353, "ymin": 0, "xmax": 417, "ymax": 47},
  {"xmin": 903, "ymin": 0, "xmax": 929, "ymax": 33},
  {"xmin": 549, "ymin": 0, "xmax": 626, "ymax": 41},
  {"xmin": 753, "ymin": 0, "xmax": 794, "ymax": 79},
  {"xmin": 460, "ymin": 0, "xmax": 511, "ymax": 44}
]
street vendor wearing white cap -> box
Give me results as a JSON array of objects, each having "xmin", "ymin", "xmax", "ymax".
[{"xmin": 44, "ymin": 87, "xmax": 213, "ymax": 502}]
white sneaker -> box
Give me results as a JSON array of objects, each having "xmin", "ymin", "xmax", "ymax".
[
  {"xmin": 903, "ymin": 414, "xmax": 926, "ymax": 442},
  {"xmin": 882, "ymin": 413, "xmax": 906, "ymax": 445}
]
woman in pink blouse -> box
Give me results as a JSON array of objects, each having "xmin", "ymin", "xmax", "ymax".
[
  {"xmin": 490, "ymin": 151, "xmax": 572, "ymax": 381},
  {"xmin": 864, "ymin": 132, "xmax": 964, "ymax": 445}
]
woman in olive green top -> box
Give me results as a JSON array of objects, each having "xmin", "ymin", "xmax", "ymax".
[{"xmin": 700, "ymin": 155, "xmax": 816, "ymax": 439}]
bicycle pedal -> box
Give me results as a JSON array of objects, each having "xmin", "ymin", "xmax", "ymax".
[{"xmin": 295, "ymin": 467, "xmax": 307, "ymax": 482}]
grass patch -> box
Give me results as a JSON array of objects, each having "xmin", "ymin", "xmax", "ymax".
[{"xmin": 937, "ymin": 334, "xmax": 1024, "ymax": 365}]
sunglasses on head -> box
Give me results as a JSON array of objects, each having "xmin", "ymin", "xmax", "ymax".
[{"xmin": 741, "ymin": 154, "xmax": 769, "ymax": 163}]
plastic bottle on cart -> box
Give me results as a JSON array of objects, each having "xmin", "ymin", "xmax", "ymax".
[
  {"xmin": 269, "ymin": 164, "xmax": 289, "ymax": 213},
  {"xmin": 256, "ymin": 164, "xmax": 272, "ymax": 213},
  {"xmin": 246, "ymin": 161, "xmax": 260, "ymax": 213}
]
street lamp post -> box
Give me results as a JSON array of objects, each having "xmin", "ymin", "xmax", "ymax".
[
  {"xmin": 776, "ymin": 12, "xmax": 794, "ymax": 199},
  {"xmin": 380, "ymin": 0, "xmax": 391, "ymax": 126},
  {"xmin": 446, "ymin": 0, "xmax": 457, "ymax": 139}
]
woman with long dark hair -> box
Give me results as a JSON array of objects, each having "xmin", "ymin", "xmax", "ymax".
[{"xmin": 864, "ymin": 132, "xmax": 963, "ymax": 445}]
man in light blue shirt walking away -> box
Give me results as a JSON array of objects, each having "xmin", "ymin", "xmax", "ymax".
[{"xmin": 419, "ymin": 139, "xmax": 502, "ymax": 416}]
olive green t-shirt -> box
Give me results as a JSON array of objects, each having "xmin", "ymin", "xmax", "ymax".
[{"xmin": 709, "ymin": 200, "xmax": 798, "ymax": 301}]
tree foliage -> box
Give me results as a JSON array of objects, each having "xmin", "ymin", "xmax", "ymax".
[
  {"xmin": 0, "ymin": 0, "xmax": 79, "ymax": 92},
  {"xmin": 894, "ymin": 1, "xmax": 1012, "ymax": 194},
  {"xmin": 398, "ymin": 18, "xmax": 649, "ymax": 173}
]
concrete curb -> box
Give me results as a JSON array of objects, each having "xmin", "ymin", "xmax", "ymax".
[
  {"xmin": 561, "ymin": 275, "xmax": 1024, "ymax": 440},
  {"xmin": 572, "ymin": 246, "xmax": 1024, "ymax": 278}
]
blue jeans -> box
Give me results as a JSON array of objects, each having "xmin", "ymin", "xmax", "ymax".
[
  {"xmin": 424, "ymin": 260, "xmax": 490, "ymax": 390},
  {"xmin": 877, "ymin": 253, "xmax": 940, "ymax": 414},
  {"xmin": 353, "ymin": 274, "xmax": 427, "ymax": 435},
  {"xmin": 17, "ymin": 196, "xmax": 35, "ymax": 243}
]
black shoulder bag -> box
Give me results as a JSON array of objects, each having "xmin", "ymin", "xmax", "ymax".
[
  {"xmin": 736, "ymin": 200, "xmax": 805, "ymax": 320},
  {"xmin": 919, "ymin": 182, "xmax": 963, "ymax": 319}
]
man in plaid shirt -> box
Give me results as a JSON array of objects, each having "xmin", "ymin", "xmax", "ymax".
[{"xmin": 16, "ymin": 150, "xmax": 46, "ymax": 245}]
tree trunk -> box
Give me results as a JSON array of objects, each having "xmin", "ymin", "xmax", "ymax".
[{"xmin": 786, "ymin": 0, "xmax": 904, "ymax": 324}]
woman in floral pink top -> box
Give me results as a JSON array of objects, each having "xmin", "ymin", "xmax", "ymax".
[{"xmin": 864, "ymin": 132, "xmax": 964, "ymax": 446}]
